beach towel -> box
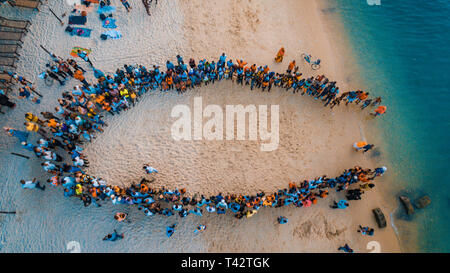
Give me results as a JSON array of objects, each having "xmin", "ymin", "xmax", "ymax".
[
  {"xmin": 102, "ymin": 18, "xmax": 117, "ymax": 28},
  {"xmin": 70, "ymin": 47, "xmax": 91, "ymax": 57},
  {"xmin": 68, "ymin": 15, "xmax": 87, "ymax": 25},
  {"xmin": 66, "ymin": 26, "xmax": 92, "ymax": 38},
  {"xmin": 102, "ymin": 30, "xmax": 122, "ymax": 40},
  {"xmin": 97, "ymin": 5, "xmax": 116, "ymax": 14}
]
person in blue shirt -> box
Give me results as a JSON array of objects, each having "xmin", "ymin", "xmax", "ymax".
[
  {"xmin": 166, "ymin": 224, "xmax": 176, "ymax": 238},
  {"xmin": 20, "ymin": 178, "xmax": 45, "ymax": 191},
  {"xmin": 4, "ymin": 127, "xmax": 29, "ymax": 143},
  {"xmin": 219, "ymin": 53, "xmax": 227, "ymax": 67},
  {"xmin": 331, "ymin": 200, "xmax": 349, "ymax": 209},
  {"xmin": 21, "ymin": 141, "xmax": 36, "ymax": 152},
  {"xmin": 166, "ymin": 60, "xmax": 175, "ymax": 71},
  {"xmin": 176, "ymin": 55, "xmax": 184, "ymax": 66},
  {"xmin": 371, "ymin": 166, "xmax": 387, "ymax": 179},
  {"xmin": 277, "ymin": 216, "xmax": 288, "ymax": 224},
  {"xmin": 103, "ymin": 229, "xmax": 124, "ymax": 241},
  {"xmin": 358, "ymin": 225, "xmax": 374, "ymax": 236},
  {"xmin": 194, "ymin": 225, "xmax": 206, "ymax": 234},
  {"xmin": 64, "ymin": 188, "xmax": 75, "ymax": 197},
  {"xmin": 338, "ymin": 244, "xmax": 353, "ymax": 253}
]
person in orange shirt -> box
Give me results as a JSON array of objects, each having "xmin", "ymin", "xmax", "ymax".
[
  {"xmin": 356, "ymin": 91, "xmax": 369, "ymax": 104},
  {"xmin": 74, "ymin": 69, "xmax": 89, "ymax": 87},
  {"xmin": 237, "ymin": 59, "xmax": 247, "ymax": 69},
  {"xmin": 46, "ymin": 118, "xmax": 59, "ymax": 128},
  {"xmin": 166, "ymin": 75, "xmax": 173, "ymax": 89},
  {"xmin": 102, "ymin": 102, "xmax": 112, "ymax": 113},
  {"xmin": 95, "ymin": 94, "xmax": 105, "ymax": 105},
  {"xmin": 319, "ymin": 190, "xmax": 329, "ymax": 198},
  {"xmin": 275, "ymin": 47, "xmax": 285, "ymax": 63},
  {"xmin": 371, "ymin": 105, "xmax": 387, "ymax": 117},
  {"xmin": 353, "ymin": 141, "xmax": 368, "ymax": 151},
  {"xmin": 287, "ymin": 60, "xmax": 296, "ymax": 73}
]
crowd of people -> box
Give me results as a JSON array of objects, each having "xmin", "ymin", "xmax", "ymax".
[
  {"xmin": 3, "ymin": 53, "xmax": 389, "ymax": 218},
  {"xmin": 0, "ymin": 70, "xmax": 40, "ymax": 111},
  {"xmin": 35, "ymin": 51, "xmax": 385, "ymax": 118},
  {"xmin": 2, "ymin": 51, "xmax": 390, "ymax": 250},
  {"xmin": 2, "ymin": 48, "xmax": 387, "ymax": 118}
]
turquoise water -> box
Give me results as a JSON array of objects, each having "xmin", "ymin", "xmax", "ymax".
[{"xmin": 333, "ymin": 0, "xmax": 450, "ymax": 252}]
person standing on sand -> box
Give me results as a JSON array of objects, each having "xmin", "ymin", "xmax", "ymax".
[
  {"xmin": 114, "ymin": 212, "xmax": 129, "ymax": 222},
  {"xmin": 287, "ymin": 60, "xmax": 295, "ymax": 73},
  {"xmin": 357, "ymin": 225, "xmax": 374, "ymax": 236},
  {"xmin": 194, "ymin": 225, "xmax": 206, "ymax": 234},
  {"xmin": 24, "ymin": 122, "xmax": 47, "ymax": 138},
  {"xmin": 361, "ymin": 98, "xmax": 372, "ymax": 109},
  {"xmin": 0, "ymin": 92, "xmax": 15, "ymax": 109},
  {"xmin": 362, "ymin": 144, "xmax": 374, "ymax": 153},
  {"xmin": 25, "ymin": 112, "xmax": 45, "ymax": 126},
  {"xmin": 67, "ymin": 58, "xmax": 86, "ymax": 73},
  {"xmin": 338, "ymin": 244, "xmax": 353, "ymax": 253},
  {"xmin": 371, "ymin": 105, "xmax": 387, "ymax": 117},
  {"xmin": 4, "ymin": 127, "xmax": 29, "ymax": 143},
  {"xmin": 41, "ymin": 111, "xmax": 60, "ymax": 121},
  {"xmin": 121, "ymin": 0, "xmax": 132, "ymax": 12},
  {"xmin": 275, "ymin": 47, "xmax": 285, "ymax": 63},
  {"xmin": 103, "ymin": 229, "xmax": 124, "ymax": 241},
  {"xmin": 370, "ymin": 166, "xmax": 387, "ymax": 180},
  {"xmin": 20, "ymin": 178, "xmax": 45, "ymax": 191},
  {"xmin": 353, "ymin": 141, "xmax": 367, "ymax": 151},
  {"xmin": 143, "ymin": 164, "xmax": 158, "ymax": 174},
  {"xmin": 18, "ymin": 87, "xmax": 40, "ymax": 104},
  {"xmin": 331, "ymin": 200, "xmax": 348, "ymax": 209},
  {"xmin": 372, "ymin": 97, "xmax": 382, "ymax": 106},
  {"xmin": 277, "ymin": 216, "xmax": 288, "ymax": 224},
  {"xmin": 166, "ymin": 224, "xmax": 177, "ymax": 238},
  {"xmin": 76, "ymin": 49, "xmax": 93, "ymax": 67},
  {"xmin": 74, "ymin": 69, "xmax": 90, "ymax": 87}
]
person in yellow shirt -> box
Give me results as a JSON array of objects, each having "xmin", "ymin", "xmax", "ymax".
[
  {"xmin": 275, "ymin": 47, "xmax": 285, "ymax": 63},
  {"xmin": 24, "ymin": 122, "xmax": 47, "ymax": 137},
  {"xmin": 25, "ymin": 112, "xmax": 45, "ymax": 126}
]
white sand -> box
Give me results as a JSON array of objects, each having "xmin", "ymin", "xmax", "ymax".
[{"xmin": 1, "ymin": 0, "xmax": 401, "ymax": 252}]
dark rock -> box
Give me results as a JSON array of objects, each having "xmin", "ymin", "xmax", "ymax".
[
  {"xmin": 321, "ymin": 7, "xmax": 337, "ymax": 13},
  {"xmin": 399, "ymin": 196, "xmax": 415, "ymax": 215},
  {"xmin": 415, "ymin": 196, "xmax": 431, "ymax": 209},
  {"xmin": 373, "ymin": 208, "xmax": 386, "ymax": 228}
]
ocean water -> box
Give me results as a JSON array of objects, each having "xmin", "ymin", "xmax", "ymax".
[{"xmin": 332, "ymin": 0, "xmax": 450, "ymax": 252}]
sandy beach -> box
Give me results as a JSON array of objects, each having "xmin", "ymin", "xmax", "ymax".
[{"xmin": 1, "ymin": 0, "xmax": 401, "ymax": 252}]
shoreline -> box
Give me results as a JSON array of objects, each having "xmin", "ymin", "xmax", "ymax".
[
  {"xmin": 315, "ymin": 0, "xmax": 404, "ymax": 253},
  {"xmin": 318, "ymin": 0, "xmax": 419, "ymax": 252}
]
